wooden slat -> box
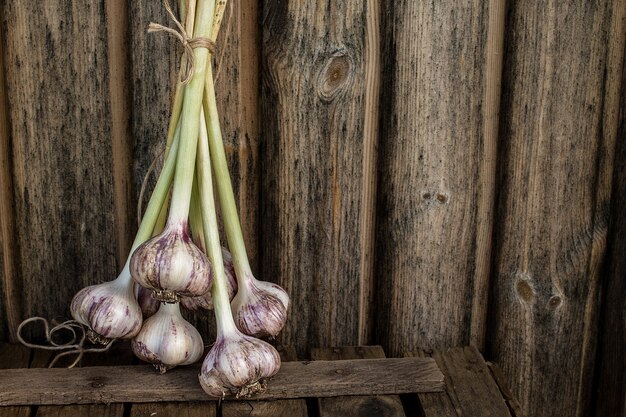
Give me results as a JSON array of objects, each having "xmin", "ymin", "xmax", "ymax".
[
  {"xmin": 409, "ymin": 347, "xmax": 512, "ymax": 417},
  {"xmin": 488, "ymin": 2, "xmax": 623, "ymax": 416},
  {"xmin": 130, "ymin": 403, "xmax": 216, "ymax": 417},
  {"xmin": 0, "ymin": 357, "xmax": 444, "ymax": 405},
  {"xmin": 0, "ymin": 344, "xmax": 31, "ymax": 417},
  {"xmin": 596, "ymin": 4, "xmax": 626, "ymax": 415},
  {"xmin": 0, "ymin": 2, "xmax": 19, "ymax": 343},
  {"xmin": 406, "ymin": 352, "xmax": 457, "ymax": 417},
  {"xmin": 105, "ymin": 0, "xmax": 134, "ymax": 266},
  {"xmin": 375, "ymin": 0, "xmax": 494, "ymax": 356},
  {"xmin": 2, "ymin": 2, "xmax": 118, "ymax": 335},
  {"xmin": 222, "ymin": 347, "xmax": 307, "ymax": 417},
  {"xmin": 312, "ymin": 346, "xmax": 405, "ymax": 417},
  {"xmin": 262, "ymin": 0, "xmax": 371, "ymax": 357},
  {"xmin": 487, "ymin": 362, "xmax": 526, "ymax": 417}
]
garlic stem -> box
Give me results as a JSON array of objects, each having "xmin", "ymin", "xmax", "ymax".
[
  {"xmin": 189, "ymin": 176, "xmax": 207, "ymax": 251},
  {"xmin": 197, "ymin": 104, "xmax": 238, "ymax": 335},
  {"xmin": 167, "ymin": 0, "xmax": 217, "ymax": 224},
  {"xmin": 202, "ymin": 64, "xmax": 253, "ymax": 282}
]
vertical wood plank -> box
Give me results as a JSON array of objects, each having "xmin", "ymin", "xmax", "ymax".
[
  {"xmin": 0, "ymin": 2, "xmax": 19, "ymax": 342},
  {"xmin": 262, "ymin": 0, "xmax": 371, "ymax": 356},
  {"xmin": 595, "ymin": 4, "xmax": 626, "ymax": 414},
  {"xmin": 3, "ymin": 2, "xmax": 118, "ymax": 330},
  {"xmin": 130, "ymin": 0, "xmax": 261, "ymax": 339},
  {"xmin": 375, "ymin": 0, "xmax": 493, "ymax": 355},
  {"xmin": 488, "ymin": 1, "xmax": 623, "ymax": 416},
  {"xmin": 105, "ymin": 0, "xmax": 134, "ymax": 267}
]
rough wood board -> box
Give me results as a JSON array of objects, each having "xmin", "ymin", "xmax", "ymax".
[
  {"xmin": 406, "ymin": 352, "xmax": 457, "ymax": 417},
  {"xmin": 0, "ymin": 357, "xmax": 444, "ymax": 405},
  {"xmin": 262, "ymin": 0, "xmax": 371, "ymax": 357},
  {"xmin": 595, "ymin": 4, "xmax": 626, "ymax": 414},
  {"xmin": 130, "ymin": 402, "xmax": 216, "ymax": 417},
  {"xmin": 35, "ymin": 404, "xmax": 124, "ymax": 417},
  {"xmin": 312, "ymin": 346, "xmax": 405, "ymax": 417},
  {"xmin": 375, "ymin": 0, "xmax": 492, "ymax": 356},
  {"xmin": 487, "ymin": 362, "xmax": 526, "ymax": 417},
  {"xmin": 0, "ymin": 344, "xmax": 31, "ymax": 417},
  {"xmin": 0, "ymin": 2, "xmax": 17, "ymax": 343},
  {"xmin": 488, "ymin": 2, "xmax": 623, "ymax": 417},
  {"xmin": 2, "ymin": 1, "xmax": 118, "ymax": 334},
  {"xmin": 222, "ymin": 346, "xmax": 308, "ymax": 417}
]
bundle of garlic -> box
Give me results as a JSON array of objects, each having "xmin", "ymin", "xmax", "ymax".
[{"xmin": 69, "ymin": 0, "xmax": 289, "ymax": 396}]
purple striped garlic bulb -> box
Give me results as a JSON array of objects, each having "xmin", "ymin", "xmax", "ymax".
[
  {"xmin": 199, "ymin": 330, "xmax": 281, "ymax": 397},
  {"xmin": 70, "ymin": 268, "xmax": 142, "ymax": 344},
  {"xmin": 135, "ymin": 284, "xmax": 160, "ymax": 318},
  {"xmin": 131, "ymin": 302, "xmax": 203, "ymax": 373},
  {"xmin": 181, "ymin": 248, "xmax": 237, "ymax": 311},
  {"xmin": 130, "ymin": 223, "xmax": 212, "ymax": 302},
  {"xmin": 231, "ymin": 276, "xmax": 289, "ymax": 339}
]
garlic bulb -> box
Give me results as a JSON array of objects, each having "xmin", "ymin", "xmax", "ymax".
[
  {"xmin": 70, "ymin": 268, "xmax": 142, "ymax": 344},
  {"xmin": 199, "ymin": 330, "xmax": 281, "ymax": 397},
  {"xmin": 181, "ymin": 248, "xmax": 237, "ymax": 311},
  {"xmin": 131, "ymin": 302, "xmax": 204, "ymax": 373},
  {"xmin": 231, "ymin": 275, "xmax": 289, "ymax": 338},
  {"xmin": 130, "ymin": 223, "xmax": 212, "ymax": 302},
  {"xmin": 135, "ymin": 284, "xmax": 160, "ymax": 318}
]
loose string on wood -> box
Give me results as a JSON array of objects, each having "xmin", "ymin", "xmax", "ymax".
[{"xmin": 17, "ymin": 317, "xmax": 114, "ymax": 368}]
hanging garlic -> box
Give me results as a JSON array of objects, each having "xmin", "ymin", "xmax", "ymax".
[
  {"xmin": 195, "ymin": 99, "xmax": 282, "ymax": 397},
  {"xmin": 130, "ymin": 223, "xmax": 213, "ymax": 302},
  {"xmin": 135, "ymin": 284, "xmax": 160, "ymax": 318},
  {"xmin": 199, "ymin": 330, "xmax": 281, "ymax": 397},
  {"xmin": 230, "ymin": 276, "xmax": 289, "ymax": 339},
  {"xmin": 70, "ymin": 267, "xmax": 142, "ymax": 344},
  {"xmin": 181, "ymin": 247, "xmax": 237, "ymax": 311},
  {"xmin": 131, "ymin": 302, "xmax": 204, "ymax": 373}
]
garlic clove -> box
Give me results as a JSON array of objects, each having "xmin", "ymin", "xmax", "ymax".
[
  {"xmin": 135, "ymin": 284, "xmax": 160, "ymax": 318},
  {"xmin": 130, "ymin": 224, "xmax": 212, "ymax": 302},
  {"xmin": 131, "ymin": 302, "xmax": 204, "ymax": 373},
  {"xmin": 181, "ymin": 248, "xmax": 237, "ymax": 311},
  {"xmin": 231, "ymin": 276, "xmax": 289, "ymax": 338},
  {"xmin": 70, "ymin": 273, "xmax": 142, "ymax": 343},
  {"xmin": 198, "ymin": 331, "xmax": 281, "ymax": 397}
]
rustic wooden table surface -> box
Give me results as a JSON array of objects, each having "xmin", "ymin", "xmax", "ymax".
[{"xmin": 0, "ymin": 343, "xmax": 522, "ymax": 417}]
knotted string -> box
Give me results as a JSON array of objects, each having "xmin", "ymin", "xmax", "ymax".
[
  {"xmin": 148, "ymin": 0, "xmax": 217, "ymax": 84},
  {"xmin": 17, "ymin": 317, "xmax": 114, "ymax": 368}
]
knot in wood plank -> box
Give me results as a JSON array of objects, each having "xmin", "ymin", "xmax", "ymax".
[{"xmin": 317, "ymin": 51, "xmax": 354, "ymax": 103}]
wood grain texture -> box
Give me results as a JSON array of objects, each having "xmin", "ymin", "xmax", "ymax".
[
  {"xmin": 35, "ymin": 404, "xmax": 124, "ymax": 417},
  {"xmin": 487, "ymin": 362, "xmax": 526, "ymax": 417},
  {"xmin": 595, "ymin": 4, "xmax": 626, "ymax": 414},
  {"xmin": 375, "ymin": 0, "xmax": 492, "ymax": 356},
  {"xmin": 408, "ymin": 348, "xmax": 512, "ymax": 417},
  {"xmin": 0, "ymin": 357, "xmax": 444, "ymax": 405},
  {"xmin": 261, "ymin": 0, "xmax": 370, "ymax": 357},
  {"xmin": 0, "ymin": 344, "xmax": 33, "ymax": 417},
  {"xmin": 105, "ymin": 0, "xmax": 134, "ymax": 267},
  {"xmin": 130, "ymin": 402, "xmax": 216, "ymax": 417},
  {"xmin": 2, "ymin": 2, "xmax": 118, "ymax": 332},
  {"xmin": 311, "ymin": 346, "xmax": 406, "ymax": 417},
  {"xmin": 222, "ymin": 346, "xmax": 308, "ymax": 417},
  {"xmin": 487, "ymin": 2, "xmax": 622, "ymax": 417},
  {"xmin": 0, "ymin": 3, "xmax": 18, "ymax": 343}
]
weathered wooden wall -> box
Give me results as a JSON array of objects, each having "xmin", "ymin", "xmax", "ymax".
[{"xmin": 0, "ymin": 1, "xmax": 624, "ymax": 417}]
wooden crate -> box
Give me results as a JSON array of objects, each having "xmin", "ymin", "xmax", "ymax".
[{"xmin": 0, "ymin": 343, "xmax": 522, "ymax": 417}]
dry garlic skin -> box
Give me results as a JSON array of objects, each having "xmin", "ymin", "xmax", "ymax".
[
  {"xmin": 130, "ymin": 225, "xmax": 212, "ymax": 301},
  {"xmin": 198, "ymin": 333, "xmax": 281, "ymax": 397},
  {"xmin": 70, "ymin": 279, "xmax": 142, "ymax": 342}
]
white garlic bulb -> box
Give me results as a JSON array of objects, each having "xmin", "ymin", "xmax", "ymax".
[
  {"xmin": 231, "ymin": 275, "xmax": 289, "ymax": 338},
  {"xmin": 130, "ymin": 223, "xmax": 212, "ymax": 302},
  {"xmin": 181, "ymin": 248, "xmax": 237, "ymax": 311},
  {"xmin": 199, "ymin": 330, "xmax": 281, "ymax": 397},
  {"xmin": 131, "ymin": 302, "xmax": 204, "ymax": 373},
  {"xmin": 135, "ymin": 284, "xmax": 160, "ymax": 318},
  {"xmin": 70, "ymin": 268, "xmax": 142, "ymax": 343}
]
